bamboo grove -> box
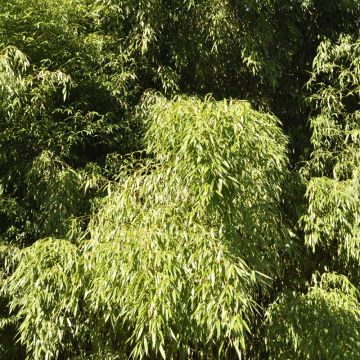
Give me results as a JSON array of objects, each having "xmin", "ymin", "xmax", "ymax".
[{"xmin": 0, "ymin": 1, "xmax": 359, "ymax": 359}]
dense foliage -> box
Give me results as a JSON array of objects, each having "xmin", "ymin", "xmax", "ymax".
[{"xmin": 0, "ymin": 0, "xmax": 359, "ymax": 359}]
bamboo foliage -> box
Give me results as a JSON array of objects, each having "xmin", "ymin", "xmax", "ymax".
[
  {"xmin": 5, "ymin": 239, "xmax": 82, "ymax": 359},
  {"xmin": 1, "ymin": 1, "xmax": 360, "ymax": 359},
  {"xmin": 4, "ymin": 95, "xmax": 290, "ymax": 359},
  {"xmin": 302, "ymin": 36, "xmax": 360, "ymax": 266},
  {"xmin": 83, "ymin": 94, "xmax": 289, "ymax": 358},
  {"xmin": 141, "ymin": 94, "xmax": 290, "ymax": 274},
  {"xmin": 265, "ymin": 35, "xmax": 360, "ymax": 360},
  {"xmin": 265, "ymin": 272, "xmax": 360, "ymax": 359}
]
